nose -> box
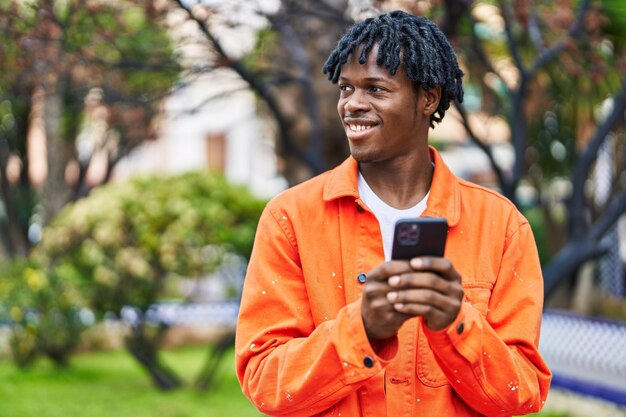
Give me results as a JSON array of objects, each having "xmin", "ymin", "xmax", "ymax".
[{"xmin": 343, "ymin": 89, "xmax": 370, "ymax": 113}]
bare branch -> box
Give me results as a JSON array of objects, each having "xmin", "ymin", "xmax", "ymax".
[
  {"xmin": 172, "ymin": 0, "xmax": 326, "ymax": 174},
  {"xmin": 568, "ymin": 77, "xmax": 626, "ymax": 238},
  {"xmin": 527, "ymin": 11, "xmax": 545, "ymax": 53},
  {"xmin": 498, "ymin": 0, "xmax": 526, "ymax": 77},
  {"xmin": 543, "ymin": 239, "xmax": 608, "ymax": 298},
  {"xmin": 454, "ymin": 102, "xmax": 507, "ymax": 191},
  {"xmin": 590, "ymin": 186, "xmax": 626, "ymax": 241},
  {"xmin": 170, "ymin": 85, "xmax": 249, "ymax": 119},
  {"xmin": 544, "ymin": 186, "xmax": 626, "ymax": 297},
  {"xmin": 270, "ymin": 14, "xmax": 326, "ymax": 168},
  {"xmin": 528, "ymin": 0, "xmax": 590, "ymax": 78}
]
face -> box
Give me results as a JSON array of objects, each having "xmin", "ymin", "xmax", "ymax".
[{"xmin": 336, "ymin": 45, "xmax": 438, "ymax": 164}]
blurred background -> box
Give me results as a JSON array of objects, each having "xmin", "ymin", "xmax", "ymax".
[{"xmin": 0, "ymin": 0, "xmax": 625, "ymax": 416}]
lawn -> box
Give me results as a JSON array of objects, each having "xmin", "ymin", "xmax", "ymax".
[
  {"xmin": 0, "ymin": 346, "xmax": 264, "ymax": 417},
  {"xmin": 0, "ymin": 346, "xmax": 567, "ymax": 417}
]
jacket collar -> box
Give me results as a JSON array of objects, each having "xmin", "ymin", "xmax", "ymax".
[{"xmin": 322, "ymin": 146, "xmax": 461, "ymax": 226}]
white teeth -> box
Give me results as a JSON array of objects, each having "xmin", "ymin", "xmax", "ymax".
[{"xmin": 349, "ymin": 124, "xmax": 371, "ymax": 132}]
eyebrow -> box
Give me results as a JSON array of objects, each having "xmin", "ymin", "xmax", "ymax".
[{"xmin": 338, "ymin": 76, "xmax": 392, "ymax": 83}]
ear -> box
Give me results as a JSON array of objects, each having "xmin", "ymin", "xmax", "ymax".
[{"xmin": 423, "ymin": 86, "xmax": 441, "ymax": 116}]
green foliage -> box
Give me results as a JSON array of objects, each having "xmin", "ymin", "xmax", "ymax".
[
  {"xmin": 33, "ymin": 172, "xmax": 265, "ymax": 315},
  {"xmin": 602, "ymin": 0, "xmax": 626, "ymax": 48},
  {"xmin": 0, "ymin": 258, "xmax": 86, "ymax": 367},
  {"xmin": 527, "ymin": 106, "xmax": 577, "ymax": 179},
  {"xmin": 66, "ymin": 2, "xmax": 180, "ymax": 95},
  {"xmin": 523, "ymin": 207, "xmax": 552, "ymax": 266},
  {"xmin": 241, "ymin": 27, "xmax": 279, "ymax": 73},
  {"xmin": 0, "ymin": 0, "xmax": 182, "ymax": 257}
]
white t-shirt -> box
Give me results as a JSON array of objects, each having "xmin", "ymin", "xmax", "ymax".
[{"xmin": 357, "ymin": 171, "xmax": 429, "ymax": 260}]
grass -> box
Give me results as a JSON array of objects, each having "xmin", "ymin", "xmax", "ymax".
[
  {"xmin": 0, "ymin": 346, "xmax": 264, "ymax": 417},
  {"xmin": 0, "ymin": 346, "xmax": 569, "ymax": 417}
]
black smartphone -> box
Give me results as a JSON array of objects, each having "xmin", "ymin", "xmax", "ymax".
[{"xmin": 391, "ymin": 217, "xmax": 448, "ymax": 260}]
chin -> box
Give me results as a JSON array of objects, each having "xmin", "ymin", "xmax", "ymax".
[
  {"xmin": 353, "ymin": 157, "xmax": 374, "ymax": 164},
  {"xmin": 349, "ymin": 151, "xmax": 371, "ymax": 164},
  {"xmin": 348, "ymin": 145, "xmax": 374, "ymax": 163}
]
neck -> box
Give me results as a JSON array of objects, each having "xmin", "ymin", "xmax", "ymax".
[{"xmin": 359, "ymin": 149, "xmax": 433, "ymax": 209}]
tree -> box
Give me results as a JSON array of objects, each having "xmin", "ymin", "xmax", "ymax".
[
  {"xmin": 0, "ymin": 0, "xmax": 180, "ymax": 257},
  {"xmin": 441, "ymin": 0, "xmax": 626, "ymax": 301}
]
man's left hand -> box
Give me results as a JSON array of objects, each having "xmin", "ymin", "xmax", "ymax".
[{"xmin": 385, "ymin": 257, "xmax": 464, "ymax": 331}]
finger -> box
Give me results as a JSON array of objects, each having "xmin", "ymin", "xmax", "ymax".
[
  {"xmin": 409, "ymin": 257, "xmax": 460, "ymax": 282},
  {"xmin": 387, "ymin": 289, "xmax": 461, "ymax": 322},
  {"xmin": 365, "ymin": 260, "xmax": 414, "ymax": 283},
  {"xmin": 362, "ymin": 280, "xmax": 392, "ymax": 304},
  {"xmin": 391, "ymin": 302, "xmax": 457, "ymax": 330},
  {"xmin": 388, "ymin": 272, "xmax": 464, "ymax": 299},
  {"xmin": 386, "ymin": 288, "xmax": 461, "ymax": 311},
  {"xmin": 389, "ymin": 302, "xmax": 433, "ymax": 317},
  {"xmin": 387, "ymin": 288, "xmax": 461, "ymax": 313}
]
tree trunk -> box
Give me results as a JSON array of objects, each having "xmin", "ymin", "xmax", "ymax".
[
  {"xmin": 542, "ymin": 238, "xmax": 607, "ymax": 299},
  {"xmin": 38, "ymin": 0, "xmax": 73, "ymax": 226},
  {"xmin": 41, "ymin": 86, "xmax": 72, "ymax": 225},
  {"xmin": 124, "ymin": 322, "xmax": 182, "ymax": 391},
  {"xmin": 194, "ymin": 329, "xmax": 235, "ymax": 391}
]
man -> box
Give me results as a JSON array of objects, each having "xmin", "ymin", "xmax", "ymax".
[{"xmin": 236, "ymin": 10, "xmax": 551, "ymax": 417}]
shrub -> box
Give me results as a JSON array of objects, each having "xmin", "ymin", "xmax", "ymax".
[
  {"xmin": 35, "ymin": 173, "xmax": 264, "ymax": 311},
  {"xmin": 31, "ymin": 172, "xmax": 266, "ymax": 388},
  {"xmin": 0, "ymin": 258, "xmax": 86, "ymax": 367}
]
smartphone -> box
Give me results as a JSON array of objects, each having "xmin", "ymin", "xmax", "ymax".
[{"xmin": 391, "ymin": 217, "xmax": 448, "ymax": 260}]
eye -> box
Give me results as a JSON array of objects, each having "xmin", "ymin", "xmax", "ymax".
[
  {"xmin": 339, "ymin": 84, "xmax": 353, "ymax": 92},
  {"xmin": 370, "ymin": 86, "xmax": 386, "ymax": 93}
]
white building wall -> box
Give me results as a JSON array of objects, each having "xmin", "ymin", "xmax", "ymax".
[{"xmin": 113, "ymin": 71, "xmax": 287, "ymax": 199}]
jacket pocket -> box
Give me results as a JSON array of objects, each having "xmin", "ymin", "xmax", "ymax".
[
  {"xmin": 415, "ymin": 282, "xmax": 493, "ymax": 387},
  {"xmin": 415, "ymin": 322, "xmax": 449, "ymax": 387}
]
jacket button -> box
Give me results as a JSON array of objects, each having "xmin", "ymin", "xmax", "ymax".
[
  {"xmin": 357, "ymin": 273, "xmax": 367, "ymax": 283},
  {"xmin": 363, "ymin": 356, "xmax": 374, "ymax": 368},
  {"xmin": 456, "ymin": 322, "xmax": 464, "ymax": 334}
]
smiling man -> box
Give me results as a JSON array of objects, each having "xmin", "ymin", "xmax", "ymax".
[{"xmin": 236, "ymin": 11, "xmax": 551, "ymax": 417}]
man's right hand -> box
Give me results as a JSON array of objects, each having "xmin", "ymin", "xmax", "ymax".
[{"xmin": 361, "ymin": 261, "xmax": 414, "ymax": 341}]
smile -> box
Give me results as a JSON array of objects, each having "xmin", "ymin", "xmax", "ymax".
[{"xmin": 348, "ymin": 124, "xmax": 374, "ymax": 132}]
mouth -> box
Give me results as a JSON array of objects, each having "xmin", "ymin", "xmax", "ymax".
[
  {"xmin": 344, "ymin": 119, "xmax": 378, "ymax": 139},
  {"xmin": 347, "ymin": 124, "xmax": 375, "ymax": 132}
]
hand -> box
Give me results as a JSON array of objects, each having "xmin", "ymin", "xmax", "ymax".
[
  {"xmin": 360, "ymin": 261, "xmax": 414, "ymax": 341},
  {"xmin": 386, "ymin": 257, "xmax": 464, "ymax": 331}
]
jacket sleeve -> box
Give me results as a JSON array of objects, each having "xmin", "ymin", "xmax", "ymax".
[
  {"xmin": 423, "ymin": 217, "xmax": 552, "ymax": 416},
  {"xmin": 235, "ymin": 206, "xmax": 398, "ymax": 416}
]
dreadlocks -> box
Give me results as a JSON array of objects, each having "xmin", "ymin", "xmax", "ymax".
[{"xmin": 323, "ymin": 10, "xmax": 464, "ymax": 127}]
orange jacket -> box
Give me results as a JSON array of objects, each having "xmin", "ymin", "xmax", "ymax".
[{"xmin": 236, "ymin": 148, "xmax": 551, "ymax": 417}]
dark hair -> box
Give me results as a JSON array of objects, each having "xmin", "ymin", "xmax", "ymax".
[{"xmin": 323, "ymin": 10, "xmax": 464, "ymax": 126}]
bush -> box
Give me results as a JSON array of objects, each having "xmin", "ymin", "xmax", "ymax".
[
  {"xmin": 31, "ymin": 172, "xmax": 266, "ymax": 388},
  {"xmin": 34, "ymin": 172, "xmax": 265, "ymax": 313},
  {"xmin": 0, "ymin": 258, "xmax": 87, "ymax": 367}
]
